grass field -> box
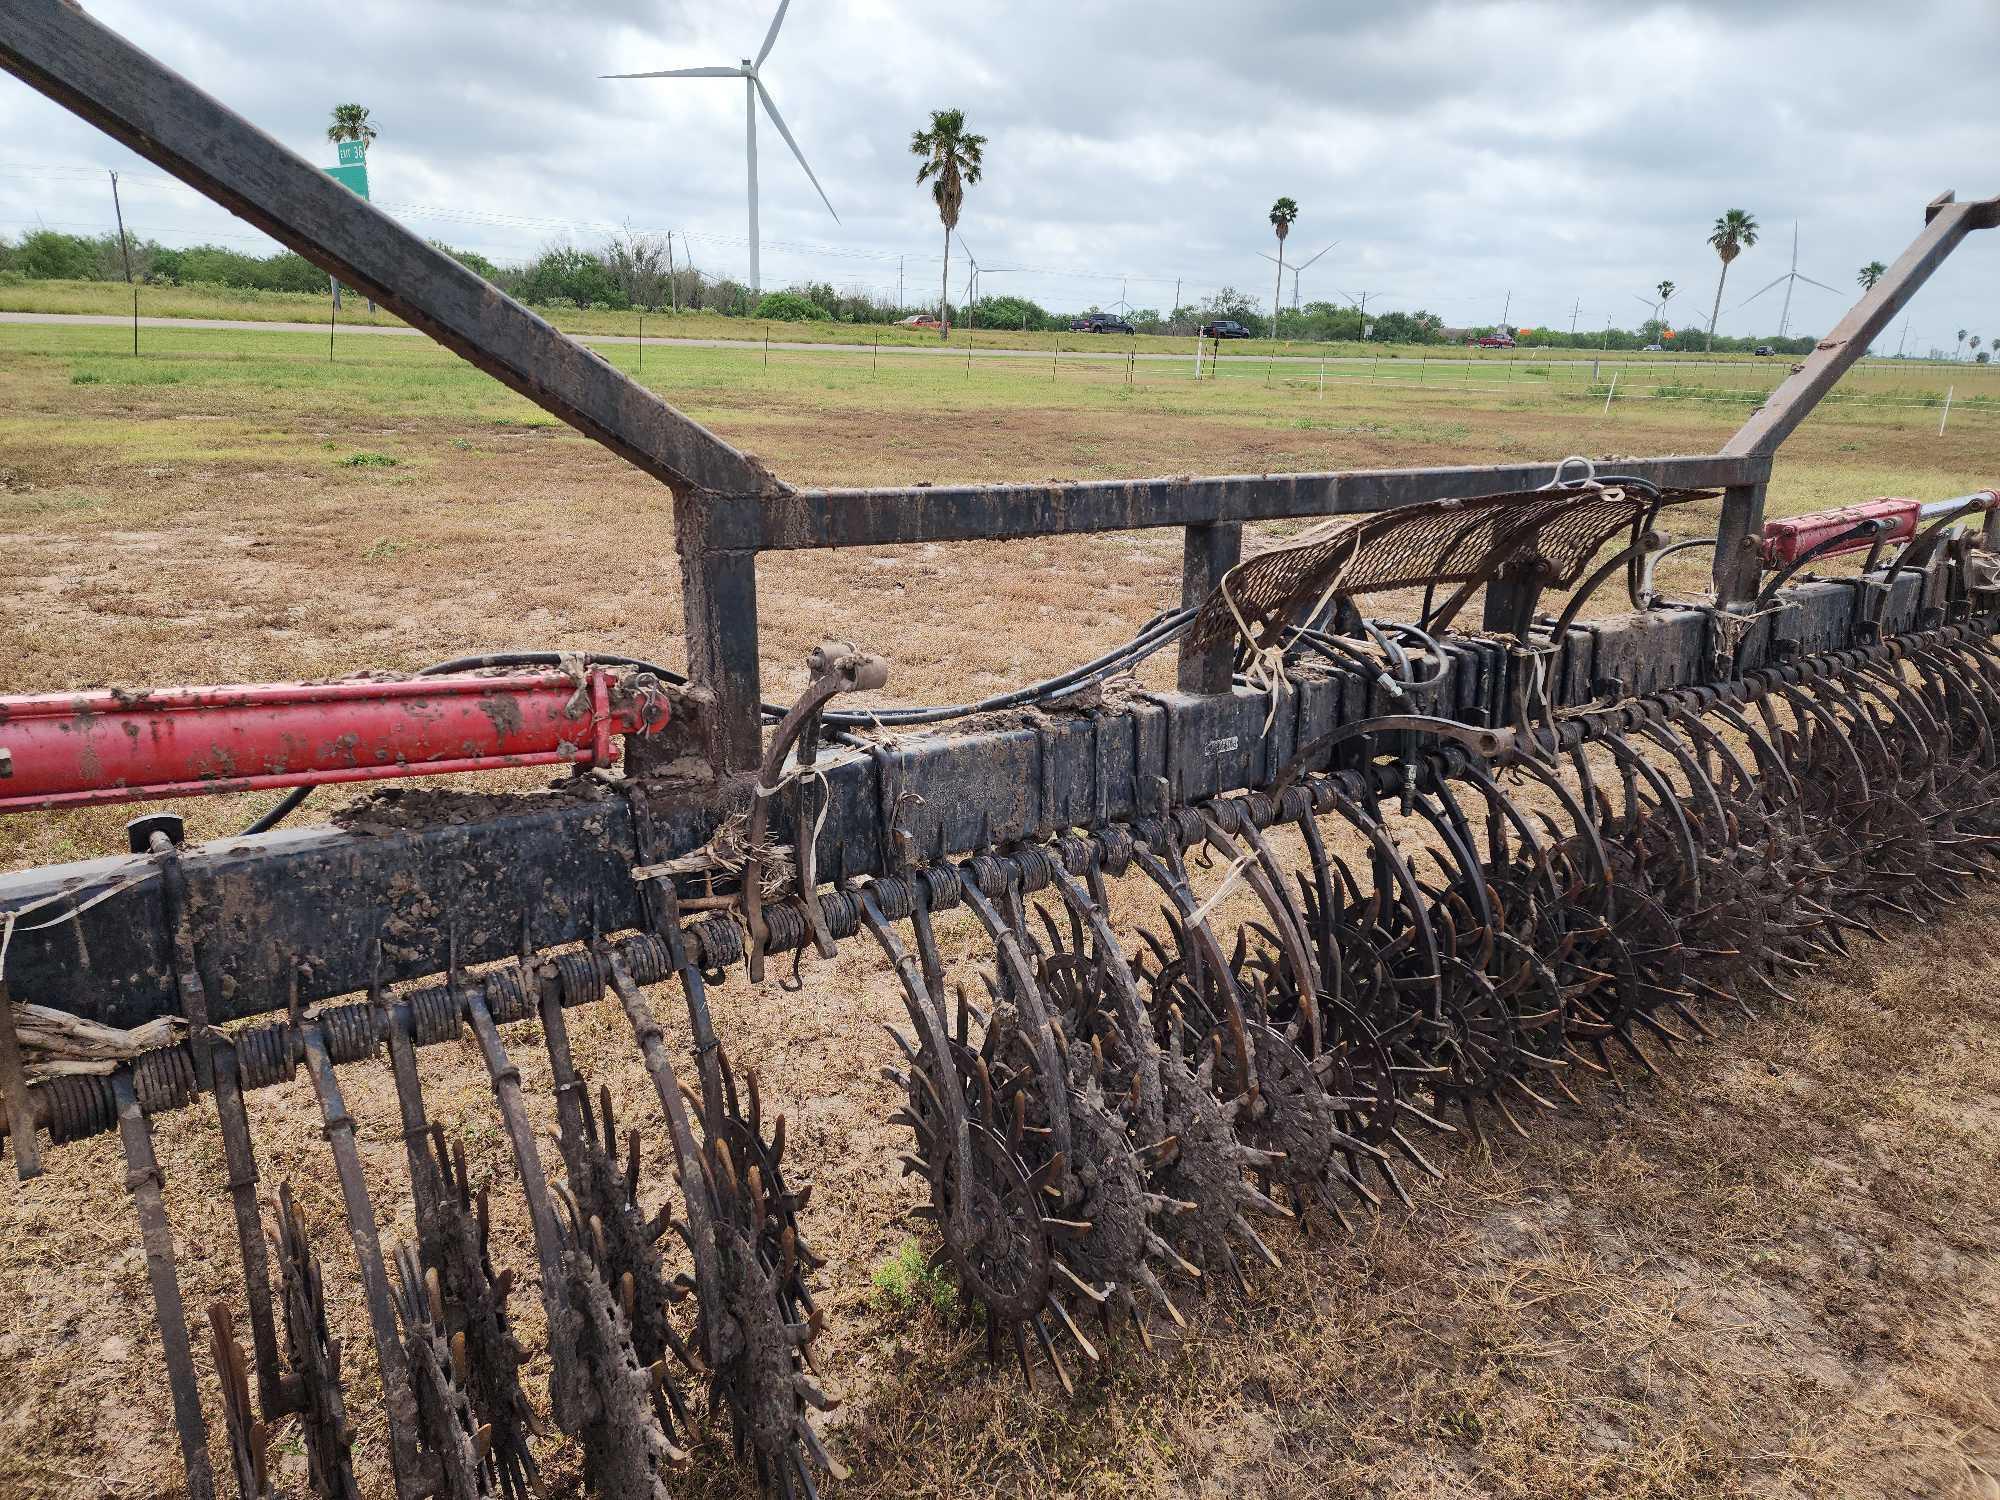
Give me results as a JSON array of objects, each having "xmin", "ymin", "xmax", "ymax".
[
  {"xmin": 2, "ymin": 320, "xmax": 1998, "ymax": 1500},
  {"xmin": 9, "ymin": 274, "xmax": 1996, "ymax": 374}
]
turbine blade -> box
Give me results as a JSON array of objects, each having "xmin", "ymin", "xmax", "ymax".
[
  {"xmin": 754, "ymin": 79, "xmax": 839, "ymax": 223},
  {"xmin": 1257, "ymin": 251, "xmax": 1281, "ymax": 265},
  {"xmin": 1297, "ymin": 240, "xmax": 1340, "ymax": 270},
  {"xmin": 1731, "ymin": 274, "xmax": 1789, "ymax": 310},
  {"xmin": 603, "ymin": 65, "xmax": 746, "ymax": 79},
  {"xmin": 755, "ymin": 0, "xmax": 794, "ymax": 69},
  {"xmin": 1795, "ymin": 274, "xmax": 1843, "ymax": 295}
]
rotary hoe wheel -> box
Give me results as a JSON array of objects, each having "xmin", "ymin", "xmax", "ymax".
[{"xmin": 22, "ymin": 621, "xmax": 2000, "ymax": 1500}]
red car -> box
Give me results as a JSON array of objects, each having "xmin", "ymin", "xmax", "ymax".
[{"xmin": 1468, "ymin": 333, "xmax": 1516, "ymax": 348}]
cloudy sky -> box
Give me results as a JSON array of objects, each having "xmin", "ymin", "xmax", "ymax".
[{"xmin": 2, "ymin": 0, "xmax": 1994, "ymax": 350}]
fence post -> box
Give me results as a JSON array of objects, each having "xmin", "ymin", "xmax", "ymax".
[
  {"xmin": 1318, "ymin": 360, "xmax": 1325, "ymax": 400},
  {"xmin": 1176, "ymin": 521, "xmax": 1242, "ymax": 694},
  {"xmin": 1601, "ymin": 370, "xmax": 1619, "ymax": 415},
  {"xmin": 1939, "ymin": 384, "xmax": 1955, "ymax": 436}
]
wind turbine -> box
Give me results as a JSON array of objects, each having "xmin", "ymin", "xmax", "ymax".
[
  {"xmin": 1259, "ymin": 241, "xmax": 1340, "ymax": 309},
  {"xmin": 604, "ymin": 0, "xmax": 838, "ymax": 294},
  {"xmin": 1731, "ymin": 221, "xmax": 1838, "ymax": 339}
]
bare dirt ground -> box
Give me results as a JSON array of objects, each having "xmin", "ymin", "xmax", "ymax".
[{"xmin": 2, "ymin": 330, "xmax": 1998, "ymax": 1499}]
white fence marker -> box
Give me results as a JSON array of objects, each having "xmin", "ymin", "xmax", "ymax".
[
  {"xmin": 1602, "ymin": 370, "xmax": 1620, "ymax": 415},
  {"xmin": 1940, "ymin": 384, "xmax": 1954, "ymax": 436}
]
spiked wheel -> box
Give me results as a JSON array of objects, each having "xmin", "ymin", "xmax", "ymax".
[
  {"xmin": 698, "ymin": 1069, "xmax": 844, "ymax": 1498},
  {"xmin": 273, "ymin": 1183, "xmax": 360, "ymax": 1500},
  {"xmin": 207, "ymin": 1303, "xmax": 278, "ymax": 1500},
  {"xmin": 416, "ymin": 1128, "xmax": 543, "ymax": 1500},
  {"xmin": 555, "ymin": 1087, "xmax": 699, "ymax": 1426},
  {"xmin": 700, "ymin": 1149, "xmax": 845, "ymax": 1497},
  {"xmin": 552, "ymin": 1187, "xmax": 690, "ymax": 1499},
  {"xmin": 1222, "ymin": 1020, "xmax": 1379, "ymax": 1233},
  {"xmin": 390, "ymin": 1245, "xmax": 493, "ymax": 1500}
]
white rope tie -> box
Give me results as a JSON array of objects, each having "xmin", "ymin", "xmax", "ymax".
[{"xmin": 1185, "ymin": 851, "xmax": 1259, "ymax": 930}]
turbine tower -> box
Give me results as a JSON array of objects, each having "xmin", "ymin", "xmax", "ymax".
[
  {"xmin": 1733, "ymin": 221, "xmax": 1838, "ymax": 340},
  {"xmin": 1259, "ymin": 241, "xmax": 1340, "ymax": 309},
  {"xmin": 604, "ymin": 0, "xmax": 838, "ymax": 293}
]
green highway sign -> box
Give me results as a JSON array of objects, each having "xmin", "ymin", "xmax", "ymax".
[
  {"xmin": 336, "ymin": 139, "xmax": 366, "ymax": 166},
  {"xmin": 324, "ymin": 162, "xmax": 369, "ymax": 199}
]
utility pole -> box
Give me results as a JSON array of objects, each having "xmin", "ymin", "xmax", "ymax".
[
  {"xmin": 1569, "ymin": 298, "xmax": 1581, "ymax": 336},
  {"xmin": 666, "ymin": 231, "xmax": 678, "ymax": 313},
  {"xmin": 1500, "ymin": 289, "xmax": 1510, "ymax": 331},
  {"xmin": 1173, "ymin": 277, "xmax": 1181, "ymax": 320},
  {"xmin": 1896, "ymin": 314, "xmax": 1911, "ymax": 359},
  {"xmin": 898, "ymin": 255, "xmax": 904, "ymax": 312},
  {"xmin": 108, "ymin": 169, "xmax": 136, "ymax": 356}
]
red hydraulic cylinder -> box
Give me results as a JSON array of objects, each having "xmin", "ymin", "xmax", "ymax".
[
  {"xmin": 0, "ymin": 668, "xmax": 669, "ymax": 814},
  {"xmin": 1759, "ymin": 497, "xmax": 1921, "ymax": 566},
  {"xmin": 1758, "ymin": 490, "xmax": 2000, "ymax": 567}
]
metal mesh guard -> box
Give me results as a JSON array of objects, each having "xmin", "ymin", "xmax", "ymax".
[{"xmin": 1186, "ymin": 484, "xmax": 1713, "ymax": 655}]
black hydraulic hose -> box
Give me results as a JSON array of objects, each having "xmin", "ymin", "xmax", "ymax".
[
  {"xmin": 823, "ymin": 605, "xmax": 1197, "ymax": 727},
  {"xmin": 240, "ymin": 610, "xmax": 1199, "ymax": 832}
]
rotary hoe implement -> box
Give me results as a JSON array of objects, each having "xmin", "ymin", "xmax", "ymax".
[{"xmin": 3, "ymin": 7, "xmax": 1999, "ymax": 1498}]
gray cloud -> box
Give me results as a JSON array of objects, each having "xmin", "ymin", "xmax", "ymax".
[{"xmin": 0, "ymin": 0, "xmax": 1992, "ymax": 346}]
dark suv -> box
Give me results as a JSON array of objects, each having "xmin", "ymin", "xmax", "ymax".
[
  {"xmin": 1071, "ymin": 312, "xmax": 1135, "ymax": 334},
  {"xmin": 1200, "ymin": 318, "xmax": 1252, "ymax": 339}
]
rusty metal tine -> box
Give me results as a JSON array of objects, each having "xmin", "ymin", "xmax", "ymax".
[
  {"xmin": 379, "ymin": 997, "xmax": 446, "ymax": 1222},
  {"xmin": 532, "ymin": 960, "xmax": 592, "ymax": 1152},
  {"xmin": 0, "ymin": 0, "xmax": 778, "ymax": 502},
  {"xmin": 209, "ymin": 1040, "xmax": 285, "ymax": 1423},
  {"xmin": 111, "ymin": 1070, "xmax": 217, "ymax": 1500},
  {"xmin": 604, "ymin": 951, "xmax": 726, "ymax": 1359},
  {"xmin": 459, "ymin": 984, "xmax": 585, "ymax": 1434},
  {"xmin": 0, "ymin": 976, "xmax": 43, "ymax": 1179},
  {"xmin": 298, "ymin": 1022, "xmax": 427, "ymax": 1500}
]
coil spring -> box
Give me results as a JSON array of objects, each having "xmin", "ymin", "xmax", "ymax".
[
  {"xmin": 130, "ymin": 1044, "xmax": 198, "ymax": 1116},
  {"xmin": 234, "ymin": 1020, "xmax": 296, "ymax": 1090},
  {"xmin": 408, "ymin": 982, "xmax": 460, "ymax": 1046},
  {"xmin": 484, "ymin": 966, "xmax": 532, "ymax": 1024},
  {"xmin": 320, "ymin": 1000, "xmax": 377, "ymax": 1065},
  {"xmin": 686, "ymin": 915, "xmax": 743, "ymax": 969},
  {"xmin": 552, "ymin": 950, "xmax": 604, "ymax": 1010},
  {"xmin": 40, "ymin": 1073, "xmax": 116, "ymax": 1145},
  {"xmin": 919, "ymin": 863, "xmax": 963, "ymax": 911}
]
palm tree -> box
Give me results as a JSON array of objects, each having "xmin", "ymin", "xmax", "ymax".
[
  {"xmin": 1973, "ymin": 335, "xmax": 1985, "ymax": 359},
  {"xmin": 1656, "ymin": 279, "xmax": 1676, "ymax": 307},
  {"xmin": 1268, "ymin": 197, "xmax": 1299, "ymax": 341},
  {"xmin": 1956, "ymin": 328, "xmax": 1968, "ymax": 360},
  {"xmin": 1704, "ymin": 210, "xmax": 1758, "ymax": 351},
  {"xmin": 911, "ymin": 109, "xmax": 986, "ymax": 342},
  {"xmin": 1857, "ymin": 260, "xmax": 1887, "ymax": 292},
  {"xmin": 325, "ymin": 103, "xmax": 377, "ymax": 151}
]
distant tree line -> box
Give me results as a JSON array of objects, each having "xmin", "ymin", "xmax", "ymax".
[{"xmin": 0, "ymin": 226, "xmax": 1830, "ymax": 351}]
